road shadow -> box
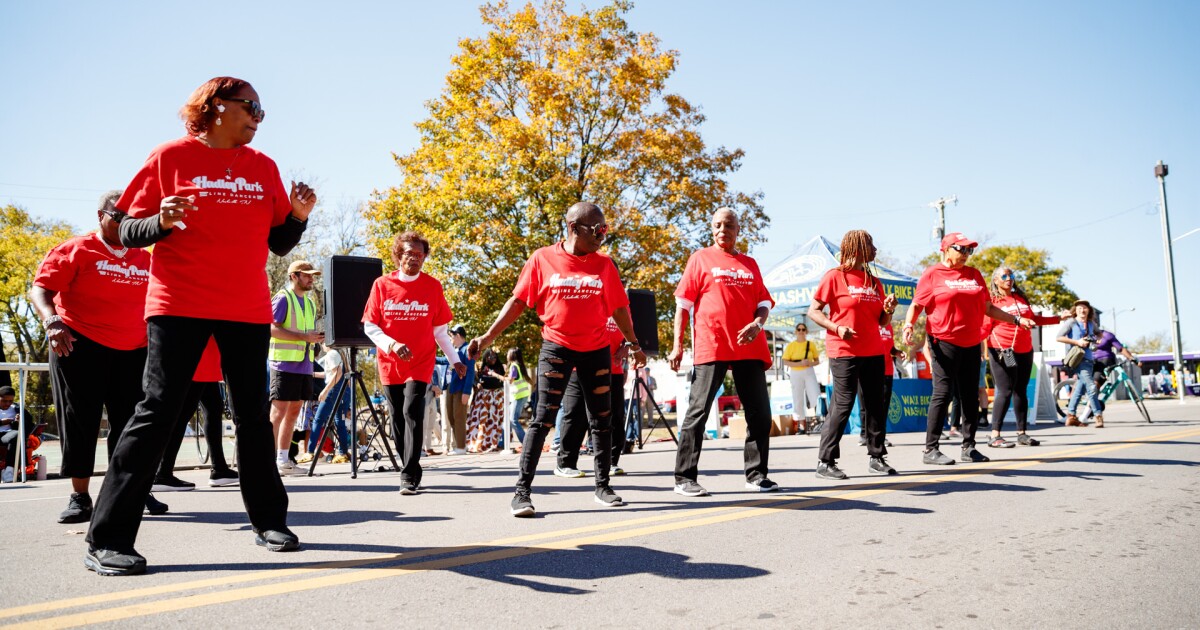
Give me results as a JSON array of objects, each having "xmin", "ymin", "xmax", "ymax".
[
  {"xmin": 150, "ymin": 510, "xmax": 449, "ymax": 527},
  {"xmin": 446, "ymin": 543, "xmax": 768, "ymax": 593}
]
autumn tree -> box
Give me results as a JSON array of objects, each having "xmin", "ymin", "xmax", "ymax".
[
  {"xmin": 0, "ymin": 204, "xmax": 76, "ymax": 419},
  {"xmin": 367, "ymin": 0, "xmax": 767, "ymax": 354}
]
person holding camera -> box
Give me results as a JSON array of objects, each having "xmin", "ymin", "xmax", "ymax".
[
  {"xmin": 983, "ymin": 267, "xmax": 1068, "ymax": 447},
  {"xmin": 1056, "ymin": 300, "xmax": 1103, "ymax": 427}
]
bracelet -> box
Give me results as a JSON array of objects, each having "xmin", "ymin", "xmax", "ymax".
[
  {"xmin": 902, "ymin": 323, "xmax": 914, "ymax": 330},
  {"xmin": 43, "ymin": 314, "xmax": 63, "ymax": 327}
]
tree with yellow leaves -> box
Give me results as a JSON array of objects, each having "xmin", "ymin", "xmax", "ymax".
[{"xmin": 368, "ymin": 0, "xmax": 768, "ymax": 354}]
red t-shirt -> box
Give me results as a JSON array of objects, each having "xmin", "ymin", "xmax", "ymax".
[
  {"xmin": 812, "ymin": 269, "xmax": 885, "ymax": 359},
  {"xmin": 513, "ymin": 243, "xmax": 629, "ymax": 352},
  {"xmin": 362, "ymin": 271, "xmax": 453, "ymax": 385},
  {"xmin": 193, "ymin": 337, "xmax": 222, "ymax": 382},
  {"xmin": 606, "ymin": 318, "xmax": 626, "ymax": 375},
  {"xmin": 675, "ymin": 246, "xmax": 774, "ymax": 368},
  {"xmin": 913, "ymin": 264, "xmax": 990, "ymax": 347},
  {"xmin": 916, "ymin": 355, "xmax": 932, "ymax": 379},
  {"xmin": 879, "ymin": 325, "xmax": 895, "ymax": 377},
  {"xmin": 33, "ymin": 233, "xmax": 150, "ymax": 351},
  {"xmin": 117, "ymin": 136, "xmax": 293, "ymax": 324},
  {"xmin": 984, "ymin": 294, "xmax": 1060, "ymax": 353}
]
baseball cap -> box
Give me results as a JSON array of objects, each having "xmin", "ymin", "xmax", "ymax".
[
  {"xmin": 288, "ymin": 260, "xmax": 321, "ymax": 275},
  {"xmin": 450, "ymin": 325, "xmax": 467, "ymax": 337},
  {"xmin": 940, "ymin": 232, "xmax": 978, "ymax": 251}
]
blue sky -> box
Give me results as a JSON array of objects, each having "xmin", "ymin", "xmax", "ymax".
[{"xmin": 2, "ymin": 1, "xmax": 1196, "ymax": 344}]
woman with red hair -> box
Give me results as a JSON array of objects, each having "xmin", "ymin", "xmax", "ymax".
[{"xmin": 84, "ymin": 76, "xmax": 316, "ymax": 575}]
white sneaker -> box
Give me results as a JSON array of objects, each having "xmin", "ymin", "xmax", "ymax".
[
  {"xmin": 277, "ymin": 461, "xmax": 300, "ymax": 476},
  {"xmin": 1, "ymin": 467, "xmax": 13, "ymax": 483},
  {"xmin": 449, "ymin": 448, "xmax": 467, "ymax": 455},
  {"xmin": 554, "ymin": 466, "xmax": 585, "ymax": 478}
]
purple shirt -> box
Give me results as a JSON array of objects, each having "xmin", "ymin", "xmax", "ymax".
[
  {"xmin": 270, "ymin": 292, "xmax": 315, "ymax": 374},
  {"xmin": 1092, "ymin": 330, "xmax": 1124, "ymax": 361}
]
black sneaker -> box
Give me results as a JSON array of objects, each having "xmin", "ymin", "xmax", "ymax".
[
  {"xmin": 143, "ymin": 493, "xmax": 169, "ymax": 516},
  {"xmin": 923, "ymin": 449, "xmax": 955, "ymax": 466},
  {"xmin": 208, "ymin": 469, "xmax": 240, "ymax": 487},
  {"xmin": 961, "ymin": 448, "xmax": 990, "ymax": 463},
  {"xmin": 151, "ymin": 475, "xmax": 195, "ymax": 492},
  {"xmin": 1017, "ymin": 434, "xmax": 1040, "ymax": 446},
  {"xmin": 594, "ymin": 485, "xmax": 624, "ymax": 507},
  {"xmin": 884, "ymin": 437, "xmax": 893, "ymax": 447},
  {"xmin": 59, "ymin": 492, "xmax": 93, "ymax": 524},
  {"xmin": 254, "ymin": 528, "xmax": 300, "ymax": 552},
  {"xmin": 399, "ymin": 482, "xmax": 419, "ymax": 495},
  {"xmin": 673, "ymin": 480, "xmax": 709, "ymax": 497},
  {"xmin": 868, "ymin": 457, "xmax": 898, "ymax": 475},
  {"xmin": 815, "ymin": 461, "xmax": 848, "ymax": 480},
  {"xmin": 511, "ymin": 488, "xmax": 536, "ymax": 517},
  {"xmin": 85, "ymin": 547, "xmax": 146, "ymax": 576},
  {"xmin": 745, "ymin": 477, "xmax": 780, "ymax": 492}
]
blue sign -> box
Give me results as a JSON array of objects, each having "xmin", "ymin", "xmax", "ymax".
[{"xmin": 826, "ymin": 378, "xmax": 932, "ymax": 434}]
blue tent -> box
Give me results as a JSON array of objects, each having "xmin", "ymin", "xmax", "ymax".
[{"xmin": 762, "ymin": 235, "xmax": 918, "ymax": 331}]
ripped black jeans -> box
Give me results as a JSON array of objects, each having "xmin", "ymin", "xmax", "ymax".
[{"xmin": 517, "ymin": 342, "xmax": 613, "ymax": 490}]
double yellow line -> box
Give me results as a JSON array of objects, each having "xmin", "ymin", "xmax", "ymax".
[{"xmin": 7, "ymin": 426, "xmax": 1199, "ymax": 629}]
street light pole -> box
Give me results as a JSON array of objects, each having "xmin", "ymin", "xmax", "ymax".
[
  {"xmin": 1154, "ymin": 161, "xmax": 1185, "ymax": 404},
  {"xmin": 1111, "ymin": 306, "xmax": 1135, "ymax": 336}
]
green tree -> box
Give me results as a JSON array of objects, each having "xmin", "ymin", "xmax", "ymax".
[
  {"xmin": 969, "ymin": 244, "xmax": 1077, "ymax": 311},
  {"xmin": 1127, "ymin": 331, "xmax": 1176, "ymax": 354},
  {"xmin": 367, "ymin": 0, "xmax": 767, "ymax": 355}
]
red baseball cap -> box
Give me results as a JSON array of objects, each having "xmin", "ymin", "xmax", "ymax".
[{"xmin": 940, "ymin": 232, "xmax": 978, "ymax": 251}]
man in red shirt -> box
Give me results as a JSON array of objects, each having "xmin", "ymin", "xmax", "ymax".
[
  {"xmin": 469, "ymin": 202, "xmax": 646, "ymax": 517},
  {"xmin": 667, "ymin": 208, "xmax": 778, "ymax": 497},
  {"xmin": 29, "ymin": 191, "xmax": 168, "ymax": 523}
]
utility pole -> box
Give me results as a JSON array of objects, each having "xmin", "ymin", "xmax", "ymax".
[
  {"xmin": 928, "ymin": 195, "xmax": 958, "ymax": 242},
  {"xmin": 1154, "ymin": 161, "xmax": 1185, "ymax": 404},
  {"xmin": 1111, "ymin": 307, "xmax": 1135, "ymax": 337}
]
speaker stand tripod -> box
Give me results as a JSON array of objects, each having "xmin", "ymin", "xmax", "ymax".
[
  {"xmin": 626, "ymin": 374, "xmax": 676, "ymax": 450},
  {"xmin": 307, "ymin": 348, "xmax": 400, "ymax": 479}
]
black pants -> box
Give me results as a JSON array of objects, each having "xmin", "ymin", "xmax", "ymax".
[
  {"xmin": 819, "ymin": 355, "xmax": 887, "ymax": 462},
  {"xmin": 675, "ymin": 360, "xmax": 771, "ymax": 485},
  {"xmin": 2, "ymin": 422, "xmax": 36, "ymax": 470},
  {"xmin": 557, "ymin": 371, "xmax": 627, "ymax": 470},
  {"xmin": 88, "ymin": 316, "xmax": 288, "ymax": 551},
  {"xmin": 50, "ymin": 328, "xmax": 146, "ymax": 479},
  {"xmin": 158, "ymin": 381, "xmax": 232, "ymax": 477},
  {"xmin": 517, "ymin": 342, "xmax": 612, "ymax": 490},
  {"xmin": 859, "ymin": 375, "xmax": 893, "ymax": 438},
  {"xmin": 988, "ymin": 349, "xmax": 1034, "ymax": 433},
  {"xmin": 383, "ymin": 381, "xmax": 428, "ymax": 485},
  {"xmin": 926, "ymin": 338, "xmax": 983, "ymax": 451}
]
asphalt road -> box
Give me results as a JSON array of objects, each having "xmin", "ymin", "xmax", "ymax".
[{"xmin": 2, "ymin": 397, "xmax": 1198, "ymax": 629}]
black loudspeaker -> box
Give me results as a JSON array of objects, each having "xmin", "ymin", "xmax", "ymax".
[
  {"xmin": 324, "ymin": 255, "xmax": 383, "ymax": 348},
  {"xmin": 626, "ymin": 289, "xmax": 659, "ymax": 356}
]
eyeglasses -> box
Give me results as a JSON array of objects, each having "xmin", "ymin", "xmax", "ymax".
[
  {"xmin": 999, "ymin": 273, "xmax": 1015, "ymax": 280},
  {"xmin": 575, "ymin": 222, "xmax": 609, "ymax": 238},
  {"xmin": 795, "ymin": 328, "xmax": 807, "ymax": 333},
  {"xmin": 225, "ymin": 98, "xmax": 265, "ymax": 122},
  {"xmin": 949, "ymin": 244, "xmax": 975, "ymax": 255}
]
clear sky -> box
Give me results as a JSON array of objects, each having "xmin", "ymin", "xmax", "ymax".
[{"xmin": 2, "ymin": 1, "xmax": 1196, "ymax": 344}]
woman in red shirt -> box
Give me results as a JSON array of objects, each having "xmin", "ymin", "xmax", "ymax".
[
  {"xmin": 84, "ymin": 77, "xmax": 317, "ymax": 575},
  {"xmin": 903, "ymin": 233, "xmax": 1035, "ymax": 466},
  {"xmin": 808, "ymin": 230, "xmax": 899, "ymax": 479},
  {"xmin": 983, "ymin": 267, "xmax": 1066, "ymax": 448}
]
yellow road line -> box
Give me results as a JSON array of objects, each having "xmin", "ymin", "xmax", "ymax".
[{"xmin": 7, "ymin": 426, "xmax": 1198, "ymax": 629}]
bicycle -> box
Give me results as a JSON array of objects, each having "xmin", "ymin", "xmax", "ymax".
[
  {"xmin": 188, "ymin": 382, "xmax": 235, "ymax": 466},
  {"xmin": 1053, "ymin": 356, "xmax": 1151, "ymax": 424}
]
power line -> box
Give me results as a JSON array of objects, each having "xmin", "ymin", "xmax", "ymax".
[{"xmin": 0, "ymin": 182, "xmax": 108, "ymax": 193}]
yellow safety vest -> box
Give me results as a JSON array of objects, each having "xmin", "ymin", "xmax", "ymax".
[
  {"xmin": 509, "ymin": 362, "xmax": 531, "ymax": 400},
  {"xmin": 269, "ymin": 289, "xmax": 316, "ymax": 363}
]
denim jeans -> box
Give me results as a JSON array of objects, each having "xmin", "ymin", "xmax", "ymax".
[
  {"xmin": 309, "ymin": 376, "xmax": 352, "ymax": 454},
  {"xmin": 517, "ymin": 342, "xmax": 613, "ymax": 490},
  {"xmin": 1068, "ymin": 358, "xmax": 1103, "ymax": 416},
  {"xmin": 508, "ymin": 397, "xmax": 528, "ymax": 443}
]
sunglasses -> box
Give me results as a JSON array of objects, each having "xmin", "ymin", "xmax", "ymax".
[
  {"xmin": 575, "ymin": 222, "xmax": 609, "ymax": 238},
  {"xmin": 795, "ymin": 327, "xmax": 808, "ymax": 333},
  {"xmin": 225, "ymin": 98, "xmax": 265, "ymax": 122},
  {"xmin": 999, "ymin": 273, "xmax": 1015, "ymax": 280},
  {"xmin": 99, "ymin": 208, "xmax": 125, "ymax": 223},
  {"xmin": 949, "ymin": 244, "xmax": 975, "ymax": 255}
]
